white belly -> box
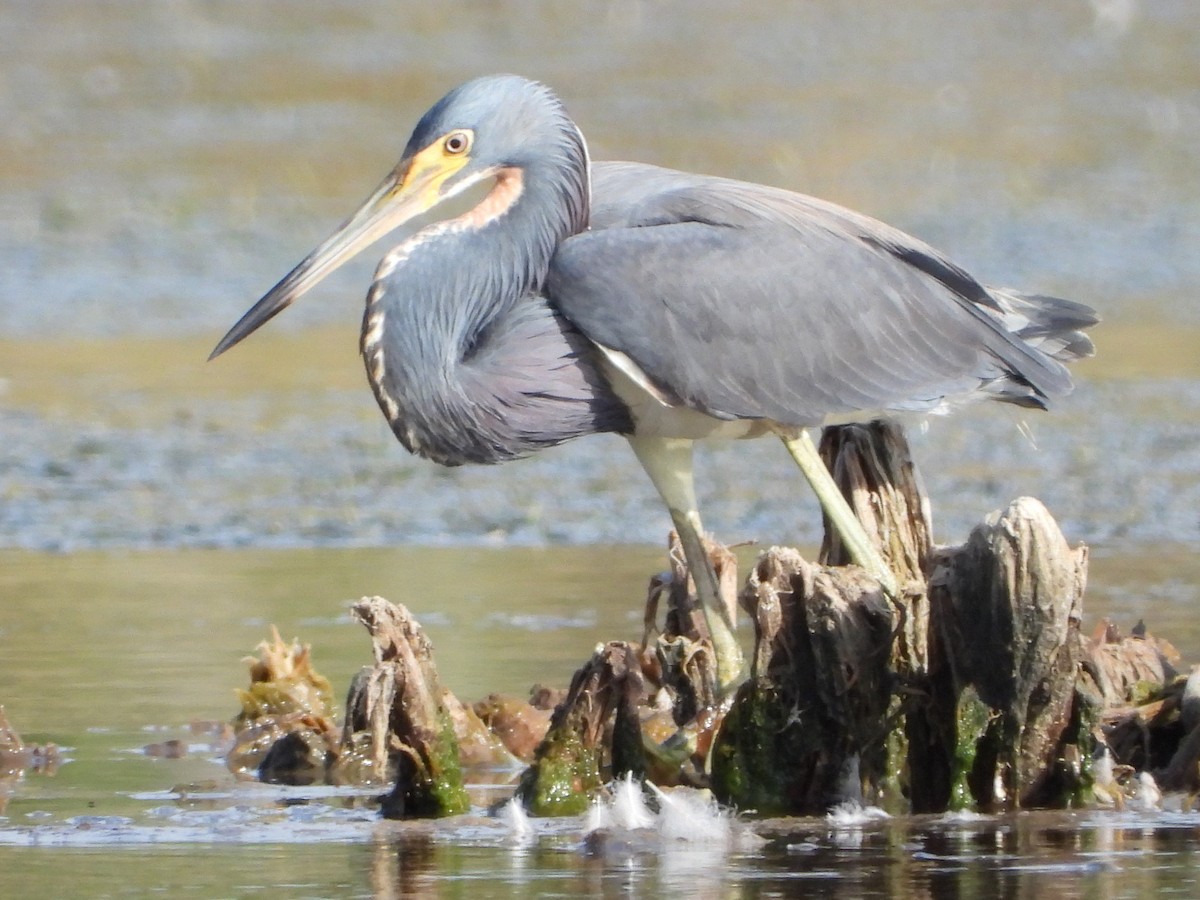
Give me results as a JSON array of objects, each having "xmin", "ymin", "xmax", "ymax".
[
  {"xmin": 596, "ymin": 343, "xmax": 897, "ymax": 441},
  {"xmin": 597, "ymin": 345, "xmax": 773, "ymax": 440}
]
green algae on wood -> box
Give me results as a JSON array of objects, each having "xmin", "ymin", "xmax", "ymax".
[
  {"xmin": 515, "ymin": 641, "xmax": 637, "ymax": 816},
  {"xmin": 709, "ymin": 679, "xmax": 813, "ymax": 815},
  {"xmin": 233, "ymin": 626, "xmax": 335, "ymax": 725},
  {"xmin": 710, "ymin": 550, "xmax": 897, "ymax": 813},
  {"xmin": 381, "ymin": 707, "xmax": 470, "ymax": 818},
  {"xmin": 517, "ymin": 538, "xmax": 734, "ymax": 816},
  {"xmin": 517, "ymin": 724, "xmax": 606, "ymax": 817},
  {"xmin": 349, "ymin": 596, "xmax": 471, "ymax": 819},
  {"xmin": 226, "ymin": 627, "xmax": 339, "ymax": 781},
  {"xmin": 931, "ymin": 498, "xmax": 1089, "ymax": 809},
  {"xmin": 948, "ymin": 687, "xmax": 991, "ymax": 811}
]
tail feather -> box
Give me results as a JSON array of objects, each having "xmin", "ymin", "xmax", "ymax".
[
  {"xmin": 987, "ymin": 288, "xmax": 1098, "ymax": 364},
  {"xmin": 968, "ymin": 287, "xmax": 1098, "ymax": 410}
]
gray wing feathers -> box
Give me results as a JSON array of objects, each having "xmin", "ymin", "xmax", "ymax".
[{"xmin": 550, "ymin": 161, "xmax": 1093, "ymax": 425}]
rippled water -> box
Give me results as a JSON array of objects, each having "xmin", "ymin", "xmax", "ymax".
[{"xmin": 3, "ymin": 0, "xmax": 1200, "ymax": 894}]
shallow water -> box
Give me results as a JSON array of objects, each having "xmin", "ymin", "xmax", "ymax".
[
  {"xmin": 5, "ymin": 806, "xmax": 1199, "ymax": 898},
  {"xmin": 2, "ymin": 0, "xmax": 1200, "ymax": 894},
  {"xmin": 3, "ymin": 546, "xmax": 1200, "ymax": 896}
]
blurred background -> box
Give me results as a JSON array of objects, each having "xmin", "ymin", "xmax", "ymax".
[{"xmin": 2, "ymin": 0, "xmax": 1197, "ymax": 554}]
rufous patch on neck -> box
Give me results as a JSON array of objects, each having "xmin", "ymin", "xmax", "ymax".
[{"xmin": 455, "ymin": 167, "xmax": 524, "ymax": 230}]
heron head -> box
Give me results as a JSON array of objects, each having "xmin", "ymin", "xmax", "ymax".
[{"xmin": 209, "ymin": 75, "xmax": 585, "ymax": 360}]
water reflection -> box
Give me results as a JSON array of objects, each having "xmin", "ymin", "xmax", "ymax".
[
  {"xmin": 369, "ymin": 835, "xmax": 439, "ymax": 900},
  {"xmin": 4, "ymin": 732, "xmax": 1200, "ymax": 896},
  {"xmin": 352, "ymin": 810, "xmax": 1200, "ymax": 898}
]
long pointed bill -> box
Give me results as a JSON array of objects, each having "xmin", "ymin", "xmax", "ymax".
[{"xmin": 209, "ymin": 161, "xmax": 441, "ymax": 361}]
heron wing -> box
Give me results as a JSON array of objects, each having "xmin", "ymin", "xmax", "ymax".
[{"xmin": 546, "ymin": 161, "xmax": 1072, "ymax": 424}]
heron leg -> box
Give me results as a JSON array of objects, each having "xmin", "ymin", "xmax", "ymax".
[
  {"xmin": 777, "ymin": 428, "xmax": 900, "ymax": 599},
  {"xmin": 627, "ymin": 435, "xmax": 745, "ymax": 692}
]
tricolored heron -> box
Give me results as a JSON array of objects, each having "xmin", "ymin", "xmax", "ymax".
[{"xmin": 211, "ymin": 74, "xmax": 1097, "ymax": 691}]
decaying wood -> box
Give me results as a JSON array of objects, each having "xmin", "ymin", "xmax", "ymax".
[
  {"xmin": 212, "ymin": 421, "xmax": 1195, "ymax": 817},
  {"xmin": 255, "ymin": 715, "xmax": 340, "ymax": 786},
  {"xmin": 708, "ymin": 422, "xmax": 1188, "ymax": 816},
  {"xmin": 818, "ymin": 421, "xmax": 932, "ymax": 586},
  {"xmin": 441, "ymin": 689, "xmax": 521, "ymax": 768},
  {"xmin": 517, "ymin": 535, "xmax": 732, "ymax": 814},
  {"xmin": 1085, "ymin": 619, "xmax": 1179, "ymax": 708},
  {"xmin": 820, "ymin": 423, "xmax": 933, "ymax": 684},
  {"xmin": 0, "ymin": 707, "xmax": 60, "ymax": 816},
  {"xmin": 1160, "ymin": 728, "xmax": 1200, "ymax": 793},
  {"xmin": 1160, "ymin": 669, "xmax": 1200, "ymax": 791},
  {"xmin": 1098, "ymin": 660, "xmax": 1194, "ymax": 787},
  {"xmin": 711, "ymin": 548, "xmax": 897, "ymax": 813},
  {"xmin": 471, "ymin": 693, "xmax": 552, "ymax": 763},
  {"xmin": 347, "ymin": 596, "xmax": 469, "ymax": 818},
  {"xmin": 226, "ymin": 628, "xmax": 339, "ymax": 783},
  {"xmin": 929, "ymin": 497, "xmax": 1089, "ymax": 809},
  {"xmin": 710, "ymin": 423, "xmax": 933, "ymax": 814},
  {"xmin": 644, "ymin": 532, "xmax": 731, "ymax": 723},
  {"xmin": 515, "ymin": 640, "xmax": 646, "ymax": 815},
  {"xmin": 820, "ymin": 423, "xmax": 936, "ymax": 809}
]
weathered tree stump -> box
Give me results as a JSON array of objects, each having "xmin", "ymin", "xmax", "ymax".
[
  {"xmin": 1159, "ymin": 665, "xmax": 1200, "ymax": 793},
  {"xmin": 928, "ymin": 497, "xmax": 1090, "ymax": 810},
  {"xmin": 643, "ymin": 532, "xmax": 733, "ymax": 728},
  {"xmin": 514, "ymin": 640, "xmax": 646, "ymax": 815},
  {"xmin": 226, "ymin": 627, "xmax": 339, "ymax": 784},
  {"xmin": 516, "ymin": 535, "xmax": 731, "ymax": 814},
  {"xmin": 440, "ymin": 688, "xmax": 522, "ymax": 769},
  {"xmin": 712, "ymin": 423, "xmax": 931, "ymax": 813},
  {"xmin": 818, "ymin": 421, "xmax": 932, "ymax": 585},
  {"xmin": 345, "ymin": 596, "xmax": 470, "ymax": 818},
  {"xmin": 210, "ymin": 425, "xmax": 1195, "ymax": 817},
  {"xmin": 1090, "ymin": 627, "xmax": 1189, "ymax": 794},
  {"xmin": 1086, "ymin": 620, "xmax": 1179, "ymax": 708},
  {"xmin": 819, "ymin": 422, "xmax": 932, "ymax": 683},
  {"xmin": 710, "ymin": 423, "xmax": 1112, "ymax": 815},
  {"xmin": 473, "ymin": 692, "xmax": 555, "ymax": 763},
  {"xmin": 710, "ymin": 549, "xmax": 897, "ymax": 813}
]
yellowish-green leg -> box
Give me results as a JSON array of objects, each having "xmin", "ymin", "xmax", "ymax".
[
  {"xmin": 628, "ymin": 435, "xmax": 745, "ymax": 693},
  {"xmin": 778, "ymin": 428, "xmax": 900, "ymax": 599}
]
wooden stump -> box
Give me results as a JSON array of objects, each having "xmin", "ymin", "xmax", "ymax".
[
  {"xmin": 818, "ymin": 421, "xmax": 932, "ymax": 585},
  {"xmin": 712, "ymin": 423, "xmax": 933, "ymax": 813},
  {"xmin": 515, "ymin": 640, "xmax": 646, "ymax": 815},
  {"xmin": 517, "ymin": 535, "xmax": 731, "ymax": 814},
  {"xmin": 712, "ymin": 423, "xmax": 1106, "ymax": 815},
  {"xmin": 710, "ymin": 549, "xmax": 897, "ymax": 812},
  {"xmin": 225, "ymin": 628, "xmax": 339, "ymax": 785},
  {"xmin": 212, "ymin": 424, "xmax": 1199, "ymax": 815},
  {"xmin": 822, "ymin": 423, "xmax": 938, "ymax": 810},
  {"xmin": 345, "ymin": 596, "xmax": 470, "ymax": 818},
  {"xmin": 928, "ymin": 497, "xmax": 1089, "ymax": 809}
]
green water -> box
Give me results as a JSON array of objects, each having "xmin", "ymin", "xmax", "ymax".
[{"xmin": 3, "ymin": 547, "xmax": 1200, "ymax": 896}]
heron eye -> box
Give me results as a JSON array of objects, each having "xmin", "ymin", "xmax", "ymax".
[{"xmin": 443, "ymin": 131, "xmax": 471, "ymax": 155}]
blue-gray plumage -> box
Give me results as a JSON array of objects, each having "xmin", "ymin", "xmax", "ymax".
[
  {"xmin": 576, "ymin": 161, "xmax": 1092, "ymax": 422},
  {"xmin": 210, "ymin": 74, "xmax": 1097, "ymax": 691}
]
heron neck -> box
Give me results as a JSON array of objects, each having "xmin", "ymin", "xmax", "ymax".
[
  {"xmin": 359, "ymin": 151, "xmax": 591, "ymax": 461},
  {"xmin": 367, "ymin": 155, "xmax": 588, "ymax": 353}
]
